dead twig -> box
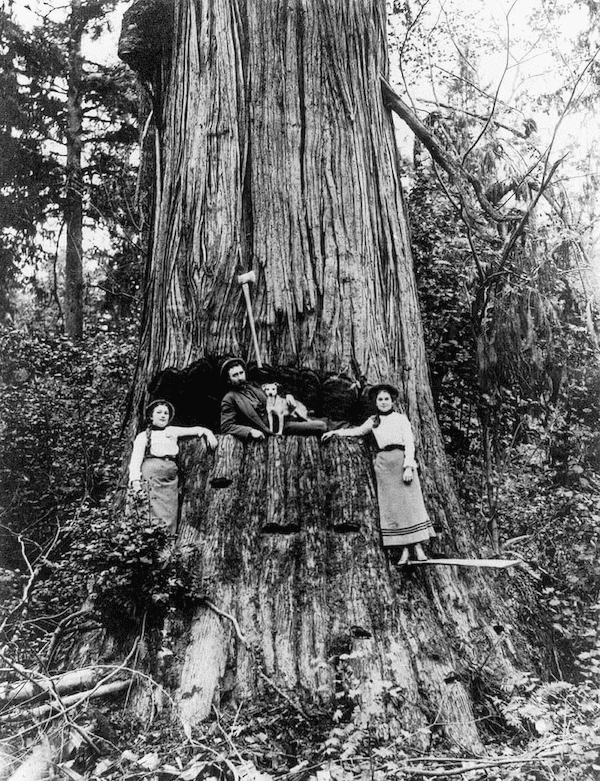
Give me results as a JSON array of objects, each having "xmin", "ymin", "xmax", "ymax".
[
  {"xmin": 203, "ymin": 600, "xmax": 246, "ymax": 646},
  {"xmin": 394, "ymin": 742, "xmax": 571, "ymax": 776},
  {"xmin": 44, "ymin": 608, "xmax": 94, "ymax": 669}
]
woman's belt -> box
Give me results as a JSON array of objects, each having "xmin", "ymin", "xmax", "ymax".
[
  {"xmin": 379, "ymin": 444, "xmax": 405, "ymax": 452},
  {"xmin": 146, "ymin": 454, "xmax": 177, "ymax": 462}
]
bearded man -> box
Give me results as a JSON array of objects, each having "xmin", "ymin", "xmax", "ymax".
[{"xmin": 219, "ymin": 358, "xmax": 272, "ymax": 441}]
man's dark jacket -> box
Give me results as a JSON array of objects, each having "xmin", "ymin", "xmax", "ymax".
[{"xmin": 220, "ymin": 383, "xmax": 272, "ymax": 441}]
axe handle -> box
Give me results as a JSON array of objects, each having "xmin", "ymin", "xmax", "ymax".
[{"xmin": 241, "ymin": 282, "xmax": 263, "ymax": 368}]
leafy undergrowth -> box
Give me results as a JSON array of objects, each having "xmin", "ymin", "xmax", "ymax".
[
  {"xmin": 0, "ymin": 325, "xmax": 136, "ymax": 568},
  {"xmin": 1, "ymin": 680, "xmax": 599, "ymax": 780},
  {"xmin": 490, "ymin": 445, "xmax": 600, "ymax": 685}
]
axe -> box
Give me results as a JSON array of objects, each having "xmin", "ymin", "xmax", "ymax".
[{"xmin": 237, "ymin": 270, "xmax": 263, "ymax": 368}]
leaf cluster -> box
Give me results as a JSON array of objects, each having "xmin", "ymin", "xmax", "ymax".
[
  {"xmin": 58, "ymin": 500, "xmax": 194, "ymax": 632},
  {"xmin": 0, "ymin": 324, "xmax": 136, "ymax": 566},
  {"xmin": 501, "ymin": 677, "xmax": 600, "ymax": 780}
]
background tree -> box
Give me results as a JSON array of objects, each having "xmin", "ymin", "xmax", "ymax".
[
  {"xmin": 0, "ymin": 10, "xmax": 62, "ymax": 317},
  {"xmin": 0, "ymin": 0, "xmax": 140, "ymax": 335},
  {"xmin": 65, "ymin": 0, "xmax": 85, "ymax": 338}
]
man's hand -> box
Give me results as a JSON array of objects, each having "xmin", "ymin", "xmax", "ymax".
[
  {"xmin": 402, "ymin": 466, "xmax": 413, "ymax": 483},
  {"xmin": 321, "ymin": 431, "xmax": 336, "ymax": 442},
  {"xmin": 249, "ymin": 429, "xmax": 266, "ymax": 440}
]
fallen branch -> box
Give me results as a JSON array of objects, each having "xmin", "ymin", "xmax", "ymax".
[
  {"xmin": 0, "ymin": 639, "xmax": 141, "ymax": 731},
  {"xmin": 395, "ymin": 742, "xmax": 571, "ymax": 777},
  {"xmin": 380, "ymin": 76, "xmax": 505, "ymax": 223},
  {"xmin": 4, "ymin": 740, "xmax": 53, "ymax": 781},
  {"xmin": 0, "ymin": 665, "xmax": 105, "ymax": 706},
  {"xmin": 1, "ymin": 680, "xmax": 131, "ymax": 722},
  {"xmin": 381, "ymin": 75, "xmax": 564, "ymax": 271}
]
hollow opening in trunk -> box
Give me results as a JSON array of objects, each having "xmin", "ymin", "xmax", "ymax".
[{"xmin": 145, "ymin": 357, "xmax": 374, "ymax": 431}]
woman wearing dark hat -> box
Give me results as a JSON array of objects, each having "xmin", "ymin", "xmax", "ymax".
[
  {"xmin": 129, "ymin": 399, "xmax": 217, "ymax": 533},
  {"xmin": 322, "ymin": 384, "xmax": 435, "ymax": 564}
]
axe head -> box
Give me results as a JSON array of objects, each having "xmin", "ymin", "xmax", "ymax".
[{"xmin": 237, "ymin": 270, "xmax": 256, "ymax": 285}]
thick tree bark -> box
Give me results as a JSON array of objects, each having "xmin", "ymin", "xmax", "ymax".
[
  {"xmin": 125, "ymin": 0, "xmax": 460, "ymax": 544},
  {"xmin": 119, "ymin": 0, "xmax": 530, "ymax": 753},
  {"xmin": 64, "ymin": 0, "xmax": 84, "ymax": 339},
  {"xmin": 172, "ymin": 436, "xmax": 522, "ymax": 753}
]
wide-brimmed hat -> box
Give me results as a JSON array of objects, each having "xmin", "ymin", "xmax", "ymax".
[
  {"xmin": 220, "ymin": 357, "xmax": 246, "ymax": 381},
  {"xmin": 367, "ymin": 383, "xmax": 399, "ymax": 401},
  {"xmin": 145, "ymin": 398, "xmax": 175, "ymax": 423}
]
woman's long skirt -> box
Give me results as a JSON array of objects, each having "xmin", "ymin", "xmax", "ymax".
[
  {"xmin": 374, "ymin": 450, "xmax": 435, "ymax": 548},
  {"xmin": 141, "ymin": 458, "xmax": 179, "ymax": 534}
]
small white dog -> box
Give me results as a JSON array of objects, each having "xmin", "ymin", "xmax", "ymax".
[{"xmin": 261, "ymin": 382, "xmax": 308, "ymax": 435}]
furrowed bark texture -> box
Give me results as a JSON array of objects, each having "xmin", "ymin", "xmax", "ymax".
[
  {"xmin": 128, "ymin": 0, "xmax": 459, "ymax": 546},
  {"xmin": 120, "ymin": 0, "xmax": 528, "ymax": 752},
  {"xmin": 139, "ymin": 0, "xmax": 423, "ymax": 383},
  {"xmin": 174, "ymin": 437, "xmax": 519, "ymax": 753}
]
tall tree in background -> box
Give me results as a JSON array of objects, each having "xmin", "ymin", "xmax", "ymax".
[
  {"xmin": 0, "ymin": 10, "xmax": 61, "ymax": 316},
  {"xmin": 0, "ymin": 0, "xmax": 139, "ymax": 334},
  {"xmin": 64, "ymin": 0, "xmax": 85, "ymax": 338},
  {"xmin": 118, "ymin": 0, "xmax": 529, "ymax": 751}
]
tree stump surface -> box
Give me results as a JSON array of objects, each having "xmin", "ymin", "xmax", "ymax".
[{"xmin": 171, "ymin": 436, "xmax": 522, "ymax": 752}]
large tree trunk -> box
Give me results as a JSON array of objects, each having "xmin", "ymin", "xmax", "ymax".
[{"xmin": 119, "ymin": 0, "xmax": 529, "ymax": 753}]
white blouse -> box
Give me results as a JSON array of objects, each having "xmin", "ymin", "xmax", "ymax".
[
  {"xmin": 128, "ymin": 426, "xmax": 206, "ymax": 483},
  {"xmin": 340, "ymin": 412, "xmax": 418, "ymax": 469}
]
